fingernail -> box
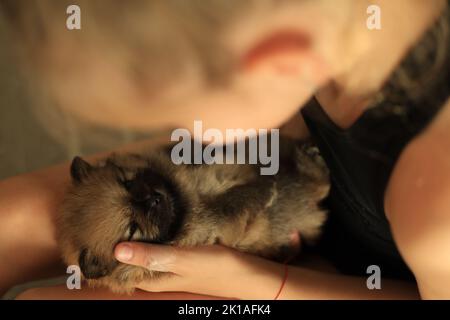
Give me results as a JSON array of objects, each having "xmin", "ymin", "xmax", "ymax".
[{"xmin": 116, "ymin": 244, "xmax": 133, "ymax": 261}]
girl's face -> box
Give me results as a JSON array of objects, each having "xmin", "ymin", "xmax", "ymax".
[
  {"xmin": 27, "ymin": 2, "xmax": 343, "ymax": 138},
  {"xmin": 48, "ymin": 5, "xmax": 335, "ymax": 137},
  {"xmin": 53, "ymin": 39, "xmax": 329, "ymax": 138}
]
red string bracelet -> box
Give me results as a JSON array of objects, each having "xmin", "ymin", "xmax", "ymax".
[{"xmin": 274, "ymin": 263, "xmax": 289, "ymax": 300}]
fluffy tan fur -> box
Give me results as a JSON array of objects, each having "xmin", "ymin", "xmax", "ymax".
[{"xmin": 57, "ymin": 140, "xmax": 329, "ymax": 293}]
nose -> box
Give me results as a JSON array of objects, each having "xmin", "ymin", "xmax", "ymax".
[{"xmin": 129, "ymin": 183, "xmax": 162, "ymax": 214}]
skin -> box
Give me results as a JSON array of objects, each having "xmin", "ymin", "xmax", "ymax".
[{"xmin": 1, "ymin": 0, "xmax": 449, "ymax": 299}]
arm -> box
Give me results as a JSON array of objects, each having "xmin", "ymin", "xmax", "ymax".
[
  {"xmin": 15, "ymin": 285, "xmax": 224, "ymax": 300},
  {"xmin": 385, "ymin": 98, "xmax": 450, "ymax": 299},
  {"xmin": 15, "ymin": 247, "xmax": 418, "ymax": 300},
  {"xmin": 0, "ymin": 163, "xmax": 68, "ymax": 296},
  {"xmin": 112, "ymin": 242, "xmax": 419, "ymax": 299}
]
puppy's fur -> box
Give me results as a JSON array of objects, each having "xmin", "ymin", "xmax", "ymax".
[{"xmin": 57, "ymin": 140, "xmax": 330, "ymax": 293}]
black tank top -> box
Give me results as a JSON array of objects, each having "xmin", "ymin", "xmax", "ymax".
[{"xmin": 302, "ymin": 7, "xmax": 449, "ymax": 280}]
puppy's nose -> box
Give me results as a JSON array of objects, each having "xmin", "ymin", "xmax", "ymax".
[
  {"xmin": 144, "ymin": 192, "xmax": 161, "ymax": 210},
  {"xmin": 130, "ymin": 187, "xmax": 162, "ymax": 214}
]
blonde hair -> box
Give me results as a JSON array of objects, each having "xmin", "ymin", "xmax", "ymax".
[
  {"xmin": 0, "ymin": 0, "xmax": 277, "ymax": 153},
  {"xmin": 0, "ymin": 0, "xmax": 276, "ymax": 92}
]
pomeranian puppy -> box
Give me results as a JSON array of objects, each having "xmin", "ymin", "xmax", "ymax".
[{"xmin": 57, "ymin": 139, "xmax": 329, "ymax": 293}]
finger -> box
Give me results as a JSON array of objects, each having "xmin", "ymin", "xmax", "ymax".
[
  {"xmin": 290, "ymin": 231, "xmax": 301, "ymax": 252},
  {"xmin": 281, "ymin": 231, "xmax": 302, "ymax": 263},
  {"xmin": 114, "ymin": 242, "xmax": 180, "ymax": 273}
]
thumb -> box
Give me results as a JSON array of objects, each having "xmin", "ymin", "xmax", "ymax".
[{"xmin": 114, "ymin": 242, "xmax": 180, "ymax": 273}]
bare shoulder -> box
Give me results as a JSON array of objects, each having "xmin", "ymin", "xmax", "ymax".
[{"xmin": 385, "ymin": 97, "xmax": 450, "ymax": 298}]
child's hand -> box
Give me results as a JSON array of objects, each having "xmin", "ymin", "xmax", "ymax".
[{"xmin": 114, "ymin": 243, "xmax": 286, "ymax": 299}]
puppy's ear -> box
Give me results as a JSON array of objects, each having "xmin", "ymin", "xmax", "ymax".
[
  {"xmin": 78, "ymin": 248, "xmax": 117, "ymax": 279},
  {"xmin": 70, "ymin": 157, "xmax": 92, "ymax": 183}
]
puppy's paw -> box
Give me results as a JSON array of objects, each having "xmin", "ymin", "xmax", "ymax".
[{"xmin": 296, "ymin": 142, "xmax": 329, "ymax": 180}]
